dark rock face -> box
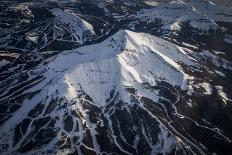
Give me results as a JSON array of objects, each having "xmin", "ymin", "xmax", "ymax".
[{"xmin": 0, "ymin": 0, "xmax": 232, "ymax": 155}]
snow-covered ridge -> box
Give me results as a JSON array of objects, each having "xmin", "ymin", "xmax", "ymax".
[
  {"xmin": 136, "ymin": 0, "xmax": 232, "ymax": 32},
  {"xmin": 0, "ymin": 30, "xmax": 195, "ymax": 155},
  {"xmin": 0, "ymin": 4, "xmax": 98, "ymax": 52},
  {"xmin": 1, "ymin": 29, "xmax": 231, "ymax": 155},
  {"xmin": 51, "ymin": 8, "xmax": 96, "ymax": 44},
  {"xmin": 44, "ymin": 30, "xmax": 195, "ymax": 105},
  {"xmin": 1, "ymin": 0, "xmax": 232, "ymax": 154}
]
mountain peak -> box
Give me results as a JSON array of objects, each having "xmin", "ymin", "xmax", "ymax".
[{"xmin": 0, "ymin": 1, "xmax": 232, "ymax": 154}]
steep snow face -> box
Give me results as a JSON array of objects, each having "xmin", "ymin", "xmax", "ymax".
[
  {"xmin": 45, "ymin": 30, "xmax": 194, "ymax": 106},
  {"xmin": 0, "ymin": 30, "xmax": 198, "ymax": 155},
  {"xmin": 51, "ymin": 8, "xmax": 96, "ymax": 44},
  {"xmin": 1, "ymin": 1, "xmax": 232, "ymax": 154},
  {"xmin": 0, "ymin": 29, "xmax": 232, "ymax": 155}
]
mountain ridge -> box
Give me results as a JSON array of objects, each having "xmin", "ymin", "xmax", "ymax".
[
  {"xmin": 0, "ymin": 0, "xmax": 232, "ymax": 155},
  {"xmin": 1, "ymin": 29, "xmax": 231, "ymax": 154}
]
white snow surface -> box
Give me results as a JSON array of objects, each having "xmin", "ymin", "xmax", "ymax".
[
  {"xmin": 0, "ymin": 59, "xmax": 10, "ymax": 68},
  {"xmin": 40, "ymin": 30, "xmax": 195, "ymax": 106},
  {"xmin": 136, "ymin": 0, "xmax": 232, "ymax": 32},
  {"xmin": 51, "ymin": 8, "xmax": 95, "ymax": 44},
  {"xmin": 215, "ymin": 86, "xmax": 232, "ymax": 105},
  {"xmin": 0, "ymin": 30, "xmax": 196, "ymax": 155},
  {"xmin": 1, "ymin": 29, "xmax": 231, "ymax": 155}
]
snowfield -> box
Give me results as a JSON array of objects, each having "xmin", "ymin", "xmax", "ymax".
[
  {"xmin": 1, "ymin": 29, "xmax": 231, "ymax": 154},
  {"xmin": 43, "ymin": 30, "xmax": 195, "ymax": 105},
  {"xmin": 0, "ymin": 0, "xmax": 232, "ymax": 154}
]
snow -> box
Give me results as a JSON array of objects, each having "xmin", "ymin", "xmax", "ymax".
[
  {"xmin": 0, "ymin": 28, "xmax": 231, "ymax": 154},
  {"xmin": 187, "ymin": 99, "xmax": 193, "ymax": 107},
  {"xmin": 200, "ymin": 50, "xmax": 232, "ymax": 70},
  {"xmin": 51, "ymin": 31, "xmax": 193, "ymax": 106},
  {"xmin": 189, "ymin": 19, "xmax": 217, "ymax": 31},
  {"xmin": 144, "ymin": 1, "xmax": 159, "ymax": 6},
  {"xmin": 197, "ymin": 82, "xmax": 212, "ymax": 95},
  {"xmin": 215, "ymin": 86, "xmax": 232, "ymax": 105},
  {"xmin": 26, "ymin": 32, "xmax": 39, "ymax": 44},
  {"xmin": 15, "ymin": 29, "xmax": 194, "ymax": 109},
  {"xmin": 135, "ymin": 0, "xmax": 232, "ymax": 32},
  {"xmin": 10, "ymin": 3, "xmax": 33, "ymax": 18},
  {"xmin": 170, "ymin": 21, "xmax": 182, "ymax": 31},
  {"xmin": 182, "ymin": 42, "xmax": 198, "ymax": 49},
  {"xmin": 215, "ymin": 70, "xmax": 225, "ymax": 77},
  {"xmin": 224, "ymin": 34, "xmax": 232, "ymax": 44},
  {"xmin": 0, "ymin": 59, "xmax": 10, "ymax": 68},
  {"xmin": 51, "ymin": 8, "xmax": 95, "ymax": 44},
  {"xmin": 0, "ymin": 1, "xmax": 232, "ymax": 154}
]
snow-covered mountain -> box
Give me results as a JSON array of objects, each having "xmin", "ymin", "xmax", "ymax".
[
  {"xmin": 0, "ymin": 2, "xmax": 104, "ymax": 52},
  {"xmin": 0, "ymin": 0, "xmax": 232, "ymax": 155}
]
